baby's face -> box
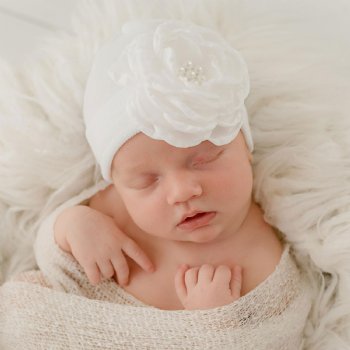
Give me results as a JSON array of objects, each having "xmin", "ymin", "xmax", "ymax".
[{"xmin": 111, "ymin": 132, "xmax": 253, "ymax": 244}]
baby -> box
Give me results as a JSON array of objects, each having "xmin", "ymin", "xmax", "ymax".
[{"xmin": 54, "ymin": 20, "xmax": 283, "ymax": 311}]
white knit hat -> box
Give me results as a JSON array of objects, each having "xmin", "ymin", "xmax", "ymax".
[{"xmin": 83, "ymin": 19, "xmax": 253, "ymax": 182}]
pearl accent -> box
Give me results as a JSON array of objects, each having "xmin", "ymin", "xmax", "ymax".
[{"xmin": 178, "ymin": 61, "xmax": 206, "ymax": 85}]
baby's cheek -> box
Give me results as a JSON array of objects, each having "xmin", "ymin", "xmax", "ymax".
[
  {"xmin": 129, "ymin": 205, "xmax": 151, "ymax": 229},
  {"xmin": 126, "ymin": 198, "xmax": 165, "ymax": 234},
  {"xmin": 212, "ymin": 170, "xmax": 252, "ymax": 204}
]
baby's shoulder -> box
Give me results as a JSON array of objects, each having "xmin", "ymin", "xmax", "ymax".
[
  {"xmin": 88, "ymin": 185, "xmax": 130, "ymax": 226},
  {"xmin": 88, "ymin": 185, "xmax": 115, "ymax": 215}
]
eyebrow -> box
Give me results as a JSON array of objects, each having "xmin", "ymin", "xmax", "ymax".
[{"xmin": 121, "ymin": 163, "xmax": 150, "ymax": 175}]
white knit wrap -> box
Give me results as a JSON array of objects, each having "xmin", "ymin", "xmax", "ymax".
[{"xmin": 83, "ymin": 20, "xmax": 253, "ymax": 181}]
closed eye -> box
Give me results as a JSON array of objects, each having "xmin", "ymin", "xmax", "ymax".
[
  {"xmin": 192, "ymin": 150, "xmax": 224, "ymax": 166},
  {"xmin": 128, "ymin": 174, "xmax": 159, "ymax": 190}
]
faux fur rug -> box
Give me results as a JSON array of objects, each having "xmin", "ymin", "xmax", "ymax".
[{"xmin": 0, "ymin": 0, "xmax": 350, "ymax": 348}]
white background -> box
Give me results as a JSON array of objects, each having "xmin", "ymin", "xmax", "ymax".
[{"xmin": 0, "ymin": 0, "xmax": 78, "ymax": 64}]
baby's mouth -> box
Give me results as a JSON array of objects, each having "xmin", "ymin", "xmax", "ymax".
[
  {"xmin": 183, "ymin": 212, "xmax": 207, "ymax": 222},
  {"xmin": 177, "ymin": 211, "xmax": 216, "ymax": 230}
]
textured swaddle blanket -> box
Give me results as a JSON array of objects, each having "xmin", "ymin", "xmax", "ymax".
[{"xmin": 0, "ymin": 183, "xmax": 313, "ymax": 349}]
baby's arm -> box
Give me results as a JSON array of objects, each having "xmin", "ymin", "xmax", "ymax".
[
  {"xmin": 54, "ymin": 205, "xmax": 154, "ymax": 285},
  {"xmin": 174, "ymin": 264, "xmax": 242, "ymax": 310}
]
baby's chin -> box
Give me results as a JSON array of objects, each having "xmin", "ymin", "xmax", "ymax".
[
  {"xmin": 135, "ymin": 222, "xmax": 223, "ymax": 245},
  {"xmin": 174, "ymin": 227, "xmax": 225, "ymax": 245}
]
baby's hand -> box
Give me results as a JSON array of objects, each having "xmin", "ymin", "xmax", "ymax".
[
  {"xmin": 54, "ymin": 206, "xmax": 154, "ymax": 286},
  {"xmin": 174, "ymin": 264, "xmax": 242, "ymax": 310}
]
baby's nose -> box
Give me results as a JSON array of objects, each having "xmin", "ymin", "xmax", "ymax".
[{"xmin": 166, "ymin": 171, "xmax": 202, "ymax": 205}]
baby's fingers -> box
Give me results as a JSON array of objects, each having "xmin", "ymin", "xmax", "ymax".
[
  {"xmin": 84, "ymin": 262, "xmax": 101, "ymax": 286},
  {"xmin": 122, "ymin": 238, "xmax": 154, "ymax": 273},
  {"xmin": 111, "ymin": 253, "xmax": 130, "ymax": 286},
  {"xmin": 230, "ymin": 265, "xmax": 242, "ymax": 299},
  {"xmin": 98, "ymin": 260, "xmax": 115, "ymax": 280}
]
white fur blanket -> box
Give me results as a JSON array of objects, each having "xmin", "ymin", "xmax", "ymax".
[{"xmin": 0, "ymin": 0, "xmax": 350, "ymax": 348}]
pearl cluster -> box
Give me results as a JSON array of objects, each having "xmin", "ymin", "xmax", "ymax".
[{"xmin": 178, "ymin": 61, "xmax": 206, "ymax": 85}]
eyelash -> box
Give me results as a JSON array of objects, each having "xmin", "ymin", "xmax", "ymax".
[
  {"xmin": 132, "ymin": 175, "xmax": 159, "ymax": 190},
  {"xmin": 192, "ymin": 150, "xmax": 223, "ymax": 166}
]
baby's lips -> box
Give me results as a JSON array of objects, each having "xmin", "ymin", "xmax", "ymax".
[
  {"xmin": 178, "ymin": 210, "xmax": 202, "ymax": 224},
  {"xmin": 177, "ymin": 212, "xmax": 216, "ymax": 231}
]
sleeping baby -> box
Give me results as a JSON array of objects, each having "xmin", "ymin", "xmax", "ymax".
[
  {"xmin": 19, "ymin": 19, "xmax": 312, "ymax": 348},
  {"xmin": 54, "ymin": 19, "xmax": 285, "ymax": 311}
]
